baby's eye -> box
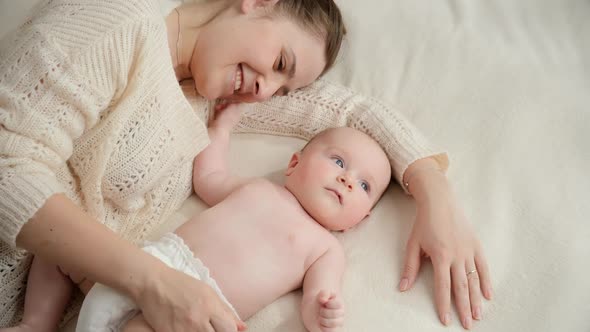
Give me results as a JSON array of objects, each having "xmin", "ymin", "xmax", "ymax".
[
  {"xmin": 333, "ymin": 157, "xmax": 344, "ymax": 168},
  {"xmin": 360, "ymin": 181, "xmax": 370, "ymax": 192}
]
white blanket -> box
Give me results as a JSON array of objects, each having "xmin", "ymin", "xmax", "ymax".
[{"xmin": 1, "ymin": 0, "xmax": 589, "ymax": 331}]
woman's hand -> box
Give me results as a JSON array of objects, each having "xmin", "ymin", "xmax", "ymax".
[
  {"xmin": 136, "ymin": 264, "xmax": 246, "ymax": 332},
  {"xmin": 398, "ymin": 159, "xmax": 493, "ymax": 330}
]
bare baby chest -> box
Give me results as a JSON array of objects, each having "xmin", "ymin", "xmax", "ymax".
[{"xmin": 176, "ymin": 180, "xmax": 329, "ymax": 318}]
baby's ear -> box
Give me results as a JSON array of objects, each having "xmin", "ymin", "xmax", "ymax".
[{"xmin": 285, "ymin": 152, "xmax": 301, "ymax": 176}]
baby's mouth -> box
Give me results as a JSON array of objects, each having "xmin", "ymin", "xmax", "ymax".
[{"xmin": 326, "ymin": 188, "xmax": 343, "ymax": 204}]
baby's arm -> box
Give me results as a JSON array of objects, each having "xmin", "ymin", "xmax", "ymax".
[
  {"xmin": 301, "ymin": 241, "xmax": 346, "ymax": 332},
  {"xmin": 193, "ymin": 104, "xmax": 251, "ymax": 206}
]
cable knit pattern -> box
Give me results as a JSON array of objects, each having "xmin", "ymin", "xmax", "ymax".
[{"xmin": 0, "ymin": 0, "xmax": 446, "ymax": 326}]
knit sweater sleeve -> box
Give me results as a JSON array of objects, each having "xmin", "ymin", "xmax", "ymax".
[
  {"xmin": 235, "ymin": 78, "xmax": 449, "ymax": 190},
  {"xmin": 0, "ymin": 0, "xmax": 162, "ymax": 247}
]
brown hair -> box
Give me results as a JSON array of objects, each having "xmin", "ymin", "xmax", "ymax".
[{"xmin": 272, "ymin": 0, "xmax": 346, "ymax": 75}]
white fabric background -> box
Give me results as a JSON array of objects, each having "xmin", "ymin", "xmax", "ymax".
[{"xmin": 1, "ymin": 0, "xmax": 589, "ymax": 331}]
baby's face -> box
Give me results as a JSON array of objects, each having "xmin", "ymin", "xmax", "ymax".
[{"xmin": 285, "ymin": 127, "xmax": 391, "ymax": 231}]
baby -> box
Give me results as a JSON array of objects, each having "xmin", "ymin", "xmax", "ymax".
[{"xmin": 75, "ymin": 105, "xmax": 392, "ymax": 332}]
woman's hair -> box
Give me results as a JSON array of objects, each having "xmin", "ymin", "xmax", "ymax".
[{"xmin": 272, "ymin": 0, "xmax": 346, "ymax": 75}]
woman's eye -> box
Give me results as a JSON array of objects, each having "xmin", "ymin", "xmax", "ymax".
[
  {"xmin": 334, "ymin": 158, "xmax": 344, "ymax": 168},
  {"xmin": 360, "ymin": 181, "xmax": 370, "ymax": 192},
  {"xmin": 278, "ymin": 55, "xmax": 286, "ymax": 71}
]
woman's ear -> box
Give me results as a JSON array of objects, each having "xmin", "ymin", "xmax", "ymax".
[
  {"xmin": 285, "ymin": 152, "xmax": 300, "ymax": 176},
  {"xmin": 240, "ymin": 0, "xmax": 280, "ymax": 14}
]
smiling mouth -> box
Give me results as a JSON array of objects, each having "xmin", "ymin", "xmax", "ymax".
[
  {"xmin": 325, "ymin": 188, "xmax": 342, "ymax": 204},
  {"xmin": 233, "ymin": 64, "xmax": 243, "ymax": 93}
]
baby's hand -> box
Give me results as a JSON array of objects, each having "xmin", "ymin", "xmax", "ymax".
[
  {"xmin": 316, "ymin": 290, "xmax": 344, "ymax": 331},
  {"xmin": 209, "ymin": 100, "xmax": 244, "ymax": 132}
]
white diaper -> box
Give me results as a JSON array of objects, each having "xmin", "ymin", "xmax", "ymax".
[{"xmin": 76, "ymin": 232, "xmax": 236, "ymax": 332}]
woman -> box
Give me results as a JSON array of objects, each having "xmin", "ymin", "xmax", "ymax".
[{"xmin": 0, "ymin": 0, "xmax": 491, "ymax": 331}]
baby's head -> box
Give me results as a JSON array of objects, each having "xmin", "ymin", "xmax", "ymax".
[{"xmin": 284, "ymin": 127, "xmax": 391, "ymax": 231}]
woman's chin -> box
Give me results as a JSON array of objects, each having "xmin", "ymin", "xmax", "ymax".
[{"xmin": 193, "ymin": 81, "xmax": 217, "ymax": 100}]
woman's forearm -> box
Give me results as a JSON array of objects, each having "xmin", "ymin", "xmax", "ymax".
[
  {"xmin": 236, "ymin": 79, "xmax": 449, "ymax": 188},
  {"xmin": 15, "ymin": 193, "xmax": 164, "ymax": 302}
]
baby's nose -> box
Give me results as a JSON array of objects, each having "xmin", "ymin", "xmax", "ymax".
[{"xmin": 337, "ymin": 175, "xmax": 353, "ymax": 191}]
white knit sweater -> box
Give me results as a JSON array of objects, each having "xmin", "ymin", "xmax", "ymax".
[{"xmin": 0, "ymin": 0, "xmax": 447, "ymax": 325}]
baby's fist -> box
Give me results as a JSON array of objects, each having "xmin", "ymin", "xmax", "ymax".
[
  {"xmin": 209, "ymin": 101, "xmax": 245, "ymax": 131},
  {"xmin": 316, "ymin": 290, "xmax": 344, "ymax": 331}
]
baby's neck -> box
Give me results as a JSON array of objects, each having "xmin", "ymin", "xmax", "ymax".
[{"xmin": 281, "ymin": 183, "xmax": 330, "ymax": 231}]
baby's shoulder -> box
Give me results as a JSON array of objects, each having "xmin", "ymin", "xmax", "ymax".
[
  {"xmin": 229, "ymin": 178, "xmax": 282, "ymax": 201},
  {"xmin": 239, "ymin": 178, "xmax": 281, "ymax": 193}
]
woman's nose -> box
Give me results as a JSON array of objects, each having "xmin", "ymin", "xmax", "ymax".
[
  {"xmin": 337, "ymin": 174, "xmax": 354, "ymax": 191},
  {"xmin": 253, "ymin": 75, "xmax": 282, "ymax": 101}
]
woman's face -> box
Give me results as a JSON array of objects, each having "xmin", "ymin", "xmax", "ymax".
[{"xmin": 190, "ymin": 2, "xmax": 326, "ymax": 102}]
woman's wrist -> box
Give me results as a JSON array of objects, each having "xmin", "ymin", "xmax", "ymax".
[
  {"xmin": 403, "ymin": 158, "xmax": 450, "ymax": 204},
  {"xmin": 121, "ymin": 250, "xmax": 168, "ymax": 302}
]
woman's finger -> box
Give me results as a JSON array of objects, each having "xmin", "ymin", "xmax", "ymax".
[
  {"xmin": 208, "ymin": 300, "xmax": 244, "ymax": 332},
  {"xmin": 466, "ymin": 261, "xmax": 483, "ymax": 320},
  {"xmin": 188, "ymin": 320, "xmax": 215, "ymax": 332},
  {"xmin": 432, "ymin": 258, "xmax": 452, "ymax": 326},
  {"xmin": 451, "ymin": 263, "xmax": 472, "ymax": 330},
  {"xmin": 399, "ymin": 239, "xmax": 422, "ymax": 292},
  {"xmin": 475, "ymin": 249, "xmax": 493, "ymax": 300},
  {"xmin": 209, "ymin": 315, "xmax": 236, "ymax": 332},
  {"xmin": 228, "ymin": 309, "xmax": 247, "ymax": 331}
]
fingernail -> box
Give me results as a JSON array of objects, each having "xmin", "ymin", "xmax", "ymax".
[
  {"xmin": 487, "ymin": 287, "xmax": 494, "ymax": 300},
  {"xmin": 399, "ymin": 278, "xmax": 409, "ymax": 291},
  {"xmin": 474, "ymin": 306, "xmax": 482, "ymax": 320},
  {"xmin": 442, "ymin": 313, "xmax": 451, "ymax": 326},
  {"xmin": 463, "ymin": 316, "xmax": 472, "ymax": 330}
]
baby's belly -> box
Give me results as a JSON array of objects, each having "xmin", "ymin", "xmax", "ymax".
[
  {"xmin": 176, "ymin": 219, "xmax": 311, "ymax": 319},
  {"xmin": 202, "ymin": 249, "xmax": 305, "ymax": 319}
]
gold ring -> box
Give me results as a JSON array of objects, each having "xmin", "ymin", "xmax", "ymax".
[{"xmin": 466, "ymin": 269, "xmax": 477, "ymax": 277}]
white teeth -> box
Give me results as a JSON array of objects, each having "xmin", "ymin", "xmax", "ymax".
[{"xmin": 234, "ymin": 66, "xmax": 242, "ymax": 91}]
